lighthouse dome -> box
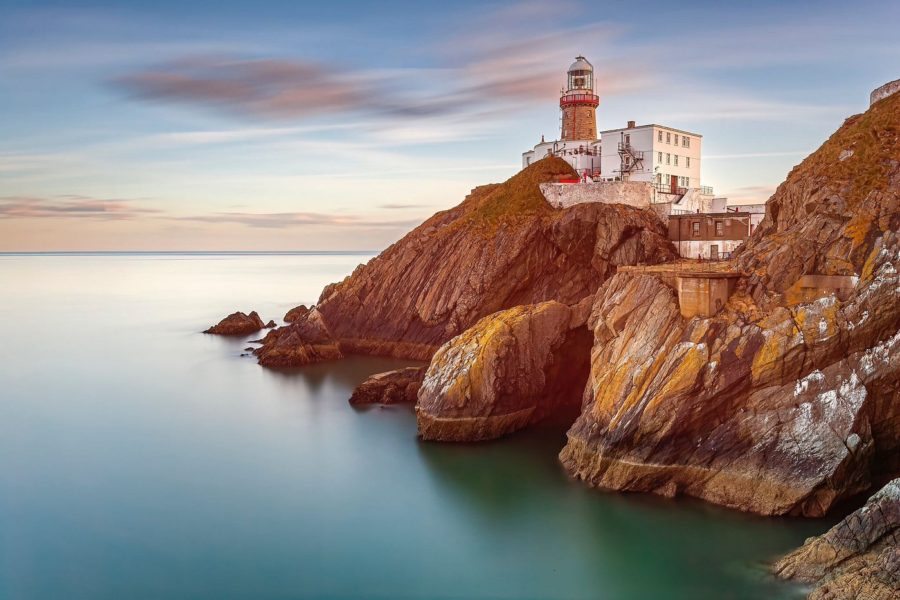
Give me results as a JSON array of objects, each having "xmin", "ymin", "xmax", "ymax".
[{"xmin": 568, "ymin": 56, "xmax": 593, "ymax": 72}]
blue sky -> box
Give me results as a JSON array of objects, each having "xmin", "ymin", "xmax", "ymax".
[{"xmin": 1, "ymin": 0, "xmax": 898, "ymax": 250}]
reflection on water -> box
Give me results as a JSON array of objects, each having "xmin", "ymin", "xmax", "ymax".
[{"xmin": 0, "ymin": 253, "xmax": 830, "ymax": 600}]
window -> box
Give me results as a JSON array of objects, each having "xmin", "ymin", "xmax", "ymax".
[
  {"xmin": 683, "ymin": 137, "xmax": 690, "ymax": 148},
  {"xmin": 686, "ymin": 156, "xmax": 690, "ymax": 168},
  {"xmin": 658, "ymin": 130, "xmax": 663, "ymax": 142},
  {"xmin": 674, "ymin": 134, "xmax": 679, "ymax": 145},
  {"xmin": 674, "ymin": 155, "xmax": 679, "ymax": 167},
  {"xmin": 715, "ymin": 221, "xmax": 724, "ymax": 236},
  {"xmin": 666, "ymin": 132, "xmax": 671, "ymax": 144},
  {"xmin": 526, "ymin": 157, "xmax": 531, "ymax": 166},
  {"xmin": 691, "ymin": 221, "xmax": 701, "ymax": 237},
  {"xmin": 625, "ymin": 134, "xmax": 630, "ymax": 145},
  {"xmin": 658, "ymin": 152, "xmax": 663, "ymax": 163},
  {"xmin": 666, "ymin": 153, "xmax": 671, "ymax": 165}
]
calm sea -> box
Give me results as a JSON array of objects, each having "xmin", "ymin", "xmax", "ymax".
[{"xmin": 0, "ymin": 252, "xmax": 829, "ymax": 600}]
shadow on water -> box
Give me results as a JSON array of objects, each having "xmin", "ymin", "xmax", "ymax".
[
  {"xmin": 261, "ymin": 355, "xmax": 422, "ymax": 394},
  {"xmin": 414, "ymin": 413, "xmax": 834, "ymax": 600}
]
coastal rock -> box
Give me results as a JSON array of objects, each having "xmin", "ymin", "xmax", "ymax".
[
  {"xmin": 253, "ymin": 308, "xmax": 342, "ymax": 367},
  {"xmin": 416, "ymin": 300, "xmax": 592, "ymax": 441},
  {"xmin": 254, "ymin": 157, "xmax": 676, "ymax": 366},
  {"xmin": 284, "ymin": 305, "xmax": 310, "ymax": 323},
  {"xmin": 559, "ymin": 93, "xmax": 900, "ymax": 516},
  {"xmin": 349, "ymin": 366, "xmax": 426, "ymax": 406},
  {"xmin": 204, "ymin": 310, "xmax": 268, "ymax": 335},
  {"xmin": 774, "ymin": 478, "xmax": 900, "ymax": 599}
]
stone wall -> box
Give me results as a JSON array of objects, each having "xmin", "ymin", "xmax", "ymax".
[
  {"xmin": 870, "ymin": 79, "xmax": 900, "ymax": 106},
  {"xmin": 540, "ymin": 181, "xmax": 652, "ymax": 209}
]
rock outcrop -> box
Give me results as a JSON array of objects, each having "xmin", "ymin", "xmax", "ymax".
[
  {"xmin": 416, "ymin": 299, "xmax": 592, "ymax": 441},
  {"xmin": 559, "ymin": 91, "xmax": 900, "ymax": 516},
  {"xmin": 283, "ymin": 305, "xmax": 309, "ymax": 323},
  {"xmin": 204, "ymin": 311, "xmax": 272, "ymax": 335},
  {"xmin": 774, "ymin": 478, "xmax": 899, "ymax": 599},
  {"xmin": 254, "ymin": 157, "xmax": 676, "ymax": 367},
  {"xmin": 349, "ymin": 366, "xmax": 426, "ymax": 406},
  {"xmin": 254, "ymin": 307, "xmax": 342, "ymax": 367}
]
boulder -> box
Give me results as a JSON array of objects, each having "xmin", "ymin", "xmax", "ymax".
[
  {"xmin": 774, "ymin": 478, "xmax": 900, "ymax": 599},
  {"xmin": 204, "ymin": 311, "xmax": 267, "ymax": 335},
  {"xmin": 349, "ymin": 367, "xmax": 426, "ymax": 406},
  {"xmin": 416, "ymin": 300, "xmax": 592, "ymax": 441}
]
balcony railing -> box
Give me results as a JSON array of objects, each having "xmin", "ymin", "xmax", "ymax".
[{"xmin": 559, "ymin": 93, "xmax": 599, "ymax": 108}]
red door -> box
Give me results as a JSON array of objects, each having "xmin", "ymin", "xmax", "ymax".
[{"xmin": 670, "ymin": 175, "xmax": 678, "ymax": 194}]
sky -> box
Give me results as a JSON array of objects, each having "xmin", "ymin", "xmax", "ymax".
[{"xmin": 1, "ymin": 0, "xmax": 898, "ymax": 251}]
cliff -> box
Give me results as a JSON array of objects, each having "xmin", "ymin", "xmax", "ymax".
[
  {"xmin": 255, "ymin": 157, "xmax": 676, "ymax": 366},
  {"xmin": 559, "ymin": 91, "xmax": 900, "ymax": 516},
  {"xmin": 774, "ymin": 478, "xmax": 899, "ymax": 599}
]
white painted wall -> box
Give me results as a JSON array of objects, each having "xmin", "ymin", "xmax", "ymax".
[
  {"xmin": 599, "ymin": 124, "xmax": 702, "ymax": 190},
  {"xmin": 539, "ymin": 181, "xmax": 652, "ymax": 208},
  {"xmin": 522, "ymin": 139, "xmax": 601, "ymax": 178},
  {"xmin": 675, "ymin": 239, "xmax": 744, "ymax": 260}
]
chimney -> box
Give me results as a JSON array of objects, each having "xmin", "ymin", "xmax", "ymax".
[{"xmin": 627, "ymin": 120, "xmax": 636, "ymax": 129}]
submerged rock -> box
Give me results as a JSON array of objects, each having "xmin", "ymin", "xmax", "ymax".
[
  {"xmin": 774, "ymin": 478, "xmax": 900, "ymax": 599},
  {"xmin": 349, "ymin": 366, "xmax": 426, "ymax": 406},
  {"xmin": 204, "ymin": 311, "xmax": 268, "ymax": 335},
  {"xmin": 416, "ymin": 300, "xmax": 592, "ymax": 441}
]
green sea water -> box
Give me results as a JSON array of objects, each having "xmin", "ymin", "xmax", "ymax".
[{"xmin": 0, "ymin": 253, "xmax": 833, "ymax": 599}]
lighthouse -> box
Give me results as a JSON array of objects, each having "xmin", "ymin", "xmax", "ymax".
[{"xmin": 560, "ymin": 56, "xmax": 598, "ymax": 141}]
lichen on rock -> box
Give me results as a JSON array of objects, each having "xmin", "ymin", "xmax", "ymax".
[{"xmin": 416, "ymin": 299, "xmax": 592, "ymax": 441}]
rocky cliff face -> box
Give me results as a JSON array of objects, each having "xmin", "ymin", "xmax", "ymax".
[
  {"xmin": 255, "ymin": 157, "xmax": 675, "ymax": 366},
  {"xmin": 774, "ymin": 478, "xmax": 899, "ymax": 599},
  {"xmin": 559, "ymin": 92, "xmax": 900, "ymax": 516},
  {"xmin": 416, "ymin": 299, "xmax": 592, "ymax": 441}
]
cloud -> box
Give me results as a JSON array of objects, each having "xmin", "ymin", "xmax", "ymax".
[
  {"xmin": 110, "ymin": 4, "xmax": 654, "ymax": 125},
  {"xmin": 0, "ymin": 195, "xmax": 161, "ymax": 220},
  {"xmin": 703, "ymin": 151, "xmax": 810, "ymax": 160},
  {"xmin": 722, "ymin": 185, "xmax": 778, "ymax": 205},
  {"xmin": 378, "ymin": 203, "xmax": 429, "ymax": 210},
  {"xmin": 115, "ymin": 56, "xmax": 379, "ymax": 120},
  {"xmin": 172, "ymin": 211, "xmax": 423, "ymax": 230}
]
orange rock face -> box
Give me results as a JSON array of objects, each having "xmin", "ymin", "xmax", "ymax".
[
  {"xmin": 416, "ymin": 300, "xmax": 592, "ymax": 441},
  {"xmin": 255, "ymin": 157, "xmax": 675, "ymax": 367},
  {"xmin": 559, "ymin": 92, "xmax": 900, "ymax": 516}
]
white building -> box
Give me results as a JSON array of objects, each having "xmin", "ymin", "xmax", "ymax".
[
  {"xmin": 521, "ymin": 56, "xmax": 771, "ymax": 261},
  {"xmin": 598, "ymin": 122, "xmax": 703, "ymax": 193}
]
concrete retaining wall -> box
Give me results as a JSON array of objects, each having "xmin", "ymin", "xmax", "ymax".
[{"xmin": 540, "ymin": 181, "xmax": 652, "ymax": 209}]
